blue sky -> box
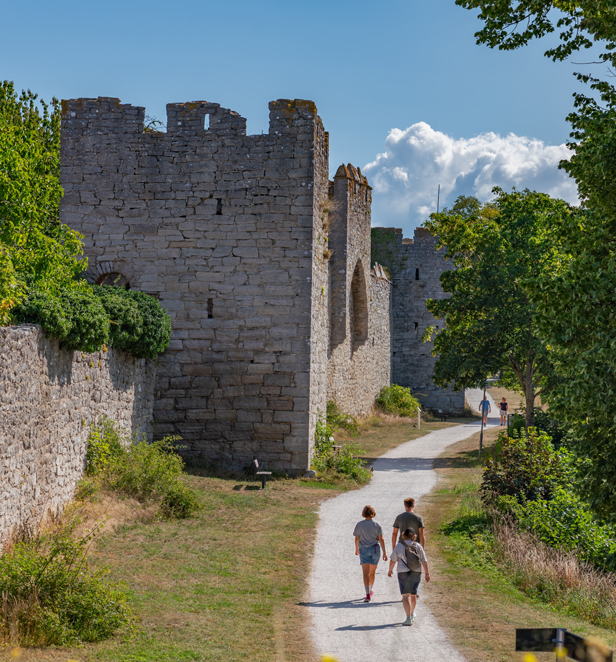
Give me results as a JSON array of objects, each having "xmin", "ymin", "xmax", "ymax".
[{"xmin": 1, "ymin": 0, "xmax": 587, "ymax": 234}]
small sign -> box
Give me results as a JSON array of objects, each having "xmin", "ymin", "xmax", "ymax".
[{"xmin": 515, "ymin": 629, "xmax": 613, "ymax": 661}]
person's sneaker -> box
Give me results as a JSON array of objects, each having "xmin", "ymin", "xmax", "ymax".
[
  {"xmin": 363, "ymin": 595, "xmax": 371, "ymax": 603},
  {"xmin": 403, "ymin": 616, "xmax": 412, "ymax": 626},
  {"xmin": 411, "ymin": 613, "xmax": 416, "ymax": 624},
  {"xmin": 369, "ymin": 590, "xmax": 374, "ymax": 598}
]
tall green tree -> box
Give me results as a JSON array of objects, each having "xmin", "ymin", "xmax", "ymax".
[
  {"xmin": 0, "ymin": 81, "xmax": 86, "ymax": 323},
  {"xmin": 454, "ymin": 0, "xmax": 616, "ymax": 521},
  {"xmin": 424, "ymin": 190, "xmax": 569, "ymax": 428}
]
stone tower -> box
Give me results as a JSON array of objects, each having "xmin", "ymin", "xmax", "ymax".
[{"xmin": 60, "ymin": 97, "xmax": 392, "ymax": 473}]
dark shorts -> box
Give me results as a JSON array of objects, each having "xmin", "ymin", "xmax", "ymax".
[
  {"xmin": 359, "ymin": 544, "xmax": 380, "ymax": 565},
  {"xmin": 397, "ymin": 570, "xmax": 421, "ymax": 595}
]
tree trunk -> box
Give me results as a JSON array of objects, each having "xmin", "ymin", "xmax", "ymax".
[
  {"xmin": 509, "ymin": 351, "xmax": 536, "ymax": 430},
  {"xmin": 524, "ymin": 352, "xmax": 535, "ymax": 429}
]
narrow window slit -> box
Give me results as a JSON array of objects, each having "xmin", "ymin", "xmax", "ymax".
[{"xmin": 207, "ymin": 298, "xmax": 213, "ymax": 319}]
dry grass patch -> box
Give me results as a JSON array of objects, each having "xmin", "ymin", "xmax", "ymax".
[
  {"xmin": 422, "ymin": 429, "xmax": 616, "ymax": 662},
  {"xmin": 336, "ymin": 410, "xmax": 479, "ymax": 466}
]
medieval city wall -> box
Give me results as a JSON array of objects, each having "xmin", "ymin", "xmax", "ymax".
[
  {"xmin": 60, "ymin": 97, "xmax": 328, "ymax": 473},
  {"xmin": 375, "ymin": 227, "xmax": 465, "ymax": 414},
  {"xmin": 0, "ymin": 325, "xmax": 154, "ymax": 544},
  {"xmin": 326, "ymin": 165, "xmax": 391, "ymax": 416}
]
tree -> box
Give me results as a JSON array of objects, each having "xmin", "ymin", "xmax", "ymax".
[
  {"xmin": 454, "ymin": 0, "xmax": 616, "ymax": 521},
  {"xmin": 0, "ymin": 81, "xmax": 86, "ymax": 323},
  {"xmin": 424, "ymin": 190, "xmax": 569, "ymax": 429}
]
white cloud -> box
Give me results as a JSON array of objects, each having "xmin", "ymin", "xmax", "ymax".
[{"xmin": 363, "ymin": 122, "xmax": 578, "ymax": 236}]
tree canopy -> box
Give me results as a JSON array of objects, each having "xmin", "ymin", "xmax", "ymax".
[
  {"xmin": 0, "ymin": 81, "xmax": 86, "ymax": 323},
  {"xmin": 424, "ymin": 190, "xmax": 569, "ymax": 428}
]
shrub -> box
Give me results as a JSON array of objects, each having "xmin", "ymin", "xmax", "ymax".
[
  {"xmin": 12, "ymin": 288, "xmax": 71, "ymax": 341},
  {"xmin": 482, "ymin": 428, "xmax": 565, "ymax": 503},
  {"xmin": 499, "ymin": 489, "xmax": 616, "ymax": 572},
  {"xmin": 86, "ymin": 417, "xmax": 200, "ymax": 519},
  {"xmin": 93, "ymin": 285, "xmax": 171, "ymax": 359},
  {"xmin": 326, "ymin": 400, "xmax": 358, "ymax": 435},
  {"xmin": 311, "ymin": 413, "xmax": 370, "ymax": 482},
  {"xmin": 60, "ymin": 287, "xmax": 110, "ymax": 352},
  {"xmin": 0, "ymin": 523, "xmax": 131, "ymax": 646},
  {"xmin": 375, "ymin": 384, "xmax": 420, "ymax": 417},
  {"xmin": 13, "ymin": 283, "xmax": 171, "ymax": 358}
]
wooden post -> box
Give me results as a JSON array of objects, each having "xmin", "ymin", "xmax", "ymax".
[
  {"xmin": 417, "ymin": 407, "xmax": 421, "ymax": 431},
  {"xmin": 479, "ymin": 387, "xmax": 486, "ymax": 460}
]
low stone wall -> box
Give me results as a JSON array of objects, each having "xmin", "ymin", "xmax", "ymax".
[{"xmin": 0, "ymin": 325, "xmax": 155, "ymax": 543}]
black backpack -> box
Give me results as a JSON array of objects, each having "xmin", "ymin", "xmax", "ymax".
[{"xmin": 403, "ymin": 541, "xmax": 423, "ymax": 572}]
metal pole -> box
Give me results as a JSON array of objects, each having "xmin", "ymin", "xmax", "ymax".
[
  {"xmin": 555, "ymin": 628, "xmax": 565, "ymax": 661},
  {"xmin": 417, "ymin": 407, "xmax": 421, "ymax": 431},
  {"xmin": 479, "ymin": 387, "xmax": 486, "ymax": 460}
]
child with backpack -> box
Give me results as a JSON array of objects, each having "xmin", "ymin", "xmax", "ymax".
[{"xmin": 388, "ymin": 528, "xmax": 430, "ymax": 625}]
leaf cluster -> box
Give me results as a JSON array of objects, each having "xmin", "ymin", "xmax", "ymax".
[
  {"xmin": 12, "ymin": 284, "xmax": 171, "ymax": 358},
  {"xmin": 0, "ymin": 521, "xmax": 131, "ymax": 646},
  {"xmin": 0, "ymin": 81, "xmax": 85, "ymax": 322},
  {"xmin": 86, "ymin": 416, "xmax": 201, "ymax": 519},
  {"xmin": 424, "ymin": 190, "xmax": 566, "ymax": 392},
  {"xmin": 375, "ymin": 384, "xmax": 420, "ymax": 417}
]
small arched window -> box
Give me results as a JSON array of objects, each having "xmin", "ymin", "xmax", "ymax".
[
  {"xmin": 96, "ymin": 272, "xmax": 130, "ymax": 290},
  {"xmin": 350, "ymin": 260, "xmax": 368, "ymax": 344}
]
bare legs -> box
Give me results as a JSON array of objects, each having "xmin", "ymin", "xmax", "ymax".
[
  {"xmin": 362, "ymin": 563, "xmax": 377, "ymax": 592},
  {"xmin": 401, "ymin": 593, "xmax": 417, "ymax": 616}
]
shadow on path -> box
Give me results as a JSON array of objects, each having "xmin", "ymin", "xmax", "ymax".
[
  {"xmin": 299, "ymin": 600, "xmax": 400, "ymax": 610},
  {"xmin": 335, "ymin": 623, "xmax": 402, "ymax": 632}
]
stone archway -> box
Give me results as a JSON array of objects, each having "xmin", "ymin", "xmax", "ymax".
[
  {"xmin": 350, "ymin": 260, "xmax": 368, "ymax": 344},
  {"xmin": 95, "ymin": 272, "xmax": 130, "ymax": 289}
]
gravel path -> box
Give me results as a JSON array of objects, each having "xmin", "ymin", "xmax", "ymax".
[{"xmin": 306, "ymin": 411, "xmax": 499, "ymax": 661}]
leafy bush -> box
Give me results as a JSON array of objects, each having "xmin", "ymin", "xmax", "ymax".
[
  {"xmin": 86, "ymin": 417, "xmax": 200, "ymax": 519},
  {"xmin": 311, "ymin": 414, "xmax": 370, "ymax": 482},
  {"xmin": 497, "ymin": 490, "xmax": 616, "ymax": 573},
  {"xmin": 93, "ymin": 285, "xmax": 171, "ymax": 359},
  {"xmin": 375, "ymin": 384, "xmax": 420, "ymax": 417},
  {"xmin": 326, "ymin": 400, "xmax": 358, "ymax": 435},
  {"xmin": 482, "ymin": 429, "xmax": 566, "ymax": 503},
  {"xmin": 0, "ymin": 523, "xmax": 131, "ymax": 646},
  {"xmin": 13, "ymin": 283, "xmax": 171, "ymax": 358}
]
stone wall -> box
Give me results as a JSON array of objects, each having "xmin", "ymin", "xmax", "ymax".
[
  {"xmin": 374, "ymin": 227, "xmax": 465, "ymax": 414},
  {"xmin": 60, "ymin": 96, "xmax": 395, "ymax": 471},
  {"xmin": 0, "ymin": 325, "xmax": 155, "ymax": 543},
  {"xmin": 60, "ymin": 97, "xmax": 328, "ymax": 473},
  {"xmin": 327, "ymin": 265, "xmax": 392, "ymax": 416},
  {"xmin": 326, "ymin": 165, "xmax": 391, "ymax": 416}
]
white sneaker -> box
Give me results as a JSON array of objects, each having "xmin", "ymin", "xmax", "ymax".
[
  {"xmin": 411, "ymin": 612, "xmax": 416, "ymax": 624},
  {"xmin": 403, "ymin": 616, "xmax": 412, "ymax": 626}
]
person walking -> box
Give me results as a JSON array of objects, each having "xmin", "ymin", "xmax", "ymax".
[
  {"xmin": 499, "ymin": 397, "xmax": 508, "ymax": 426},
  {"xmin": 478, "ymin": 394, "xmax": 491, "ymax": 426},
  {"xmin": 391, "ymin": 497, "xmax": 425, "ymax": 552},
  {"xmin": 353, "ymin": 505, "xmax": 387, "ymax": 603},
  {"xmin": 388, "ymin": 529, "xmax": 430, "ymax": 625}
]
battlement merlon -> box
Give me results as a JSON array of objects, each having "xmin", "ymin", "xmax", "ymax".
[
  {"xmin": 61, "ymin": 96, "xmax": 320, "ymax": 139},
  {"xmin": 333, "ymin": 163, "xmax": 372, "ymax": 189},
  {"xmin": 61, "ymin": 97, "xmax": 145, "ymax": 136}
]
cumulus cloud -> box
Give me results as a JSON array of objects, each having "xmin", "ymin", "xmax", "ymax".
[{"xmin": 363, "ymin": 122, "xmax": 578, "ymax": 235}]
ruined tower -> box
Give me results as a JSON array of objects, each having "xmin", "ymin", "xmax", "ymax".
[{"xmin": 60, "ymin": 97, "xmax": 392, "ymax": 473}]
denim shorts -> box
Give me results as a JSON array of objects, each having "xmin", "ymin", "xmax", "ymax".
[
  {"xmin": 359, "ymin": 544, "xmax": 380, "ymax": 565},
  {"xmin": 397, "ymin": 570, "xmax": 421, "ymax": 595}
]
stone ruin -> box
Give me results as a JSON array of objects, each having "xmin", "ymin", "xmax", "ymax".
[{"xmin": 60, "ymin": 96, "xmax": 463, "ymax": 474}]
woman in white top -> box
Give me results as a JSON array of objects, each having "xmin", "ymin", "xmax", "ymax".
[{"xmin": 388, "ymin": 528, "xmax": 430, "ymax": 625}]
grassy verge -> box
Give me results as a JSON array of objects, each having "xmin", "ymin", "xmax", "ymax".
[
  {"xmin": 422, "ymin": 428, "xmax": 616, "ymax": 662},
  {"xmin": 7, "ymin": 412, "xmax": 459, "ymax": 661}
]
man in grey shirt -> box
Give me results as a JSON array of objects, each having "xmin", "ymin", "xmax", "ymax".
[{"xmin": 391, "ymin": 497, "xmax": 425, "ymax": 551}]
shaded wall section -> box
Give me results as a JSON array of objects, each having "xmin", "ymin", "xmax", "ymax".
[{"xmin": 0, "ymin": 325, "xmax": 155, "ymax": 544}]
